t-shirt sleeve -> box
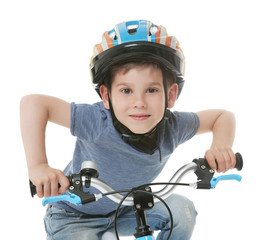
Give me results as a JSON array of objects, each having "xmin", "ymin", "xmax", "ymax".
[
  {"xmin": 164, "ymin": 111, "xmax": 200, "ymax": 149},
  {"xmin": 70, "ymin": 102, "xmax": 108, "ymax": 141},
  {"xmin": 176, "ymin": 111, "xmax": 199, "ymax": 144}
]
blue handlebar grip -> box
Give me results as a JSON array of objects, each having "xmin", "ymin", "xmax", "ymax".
[
  {"xmin": 210, "ymin": 174, "xmax": 242, "ymax": 189},
  {"xmin": 42, "ymin": 193, "xmax": 82, "ymax": 206}
]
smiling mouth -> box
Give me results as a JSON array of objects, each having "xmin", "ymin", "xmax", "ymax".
[{"xmin": 129, "ymin": 114, "xmax": 151, "ymax": 121}]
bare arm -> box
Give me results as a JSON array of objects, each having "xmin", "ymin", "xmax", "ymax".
[
  {"xmin": 20, "ymin": 94, "xmax": 71, "ymax": 197},
  {"xmin": 196, "ymin": 109, "xmax": 236, "ymax": 172}
]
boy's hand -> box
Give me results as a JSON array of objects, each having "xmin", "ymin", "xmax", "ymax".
[
  {"xmin": 29, "ymin": 163, "xmax": 70, "ymax": 198},
  {"xmin": 205, "ymin": 147, "xmax": 236, "ymax": 173},
  {"xmin": 197, "ymin": 110, "xmax": 236, "ymax": 173}
]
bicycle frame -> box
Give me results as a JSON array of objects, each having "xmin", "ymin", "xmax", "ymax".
[{"xmin": 136, "ymin": 236, "xmax": 154, "ymax": 240}]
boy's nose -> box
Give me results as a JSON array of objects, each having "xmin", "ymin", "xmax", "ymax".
[{"xmin": 133, "ymin": 93, "xmax": 147, "ymax": 108}]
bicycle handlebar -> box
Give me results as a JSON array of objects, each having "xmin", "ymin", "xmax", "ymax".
[{"xmin": 29, "ymin": 153, "xmax": 243, "ymax": 207}]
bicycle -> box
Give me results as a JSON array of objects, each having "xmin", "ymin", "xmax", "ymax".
[{"xmin": 30, "ymin": 153, "xmax": 243, "ymax": 240}]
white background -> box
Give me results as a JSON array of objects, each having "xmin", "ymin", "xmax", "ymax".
[{"xmin": 1, "ymin": 0, "xmax": 267, "ymax": 239}]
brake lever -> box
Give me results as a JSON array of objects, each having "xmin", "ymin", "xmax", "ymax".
[
  {"xmin": 42, "ymin": 192, "xmax": 82, "ymax": 206},
  {"xmin": 193, "ymin": 156, "xmax": 243, "ymax": 189},
  {"xmin": 42, "ymin": 176, "xmax": 98, "ymax": 206},
  {"xmin": 210, "ymin": 174, "xmax": 242, "ymax": 189}
]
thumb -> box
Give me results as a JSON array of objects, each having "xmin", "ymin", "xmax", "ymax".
[
  {"xmin": 205, "ymin": 150, "xmax": 218, "ymax": 170},
  {"xmin": 58, "ymin": 173, "xmax": 70, "ymax": 194}
]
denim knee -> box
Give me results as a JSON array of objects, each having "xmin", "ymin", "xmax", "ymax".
[
  {"xmin": 155, "ymin": 194, "xmax": 197, "ymax": 240},
  {"xmin": 44, "ymin": 205, "xmax": 110, "ymax": 240},
  {"xmin": 168, "ymin": 194, "xmax": 197, "ymax": 238}
]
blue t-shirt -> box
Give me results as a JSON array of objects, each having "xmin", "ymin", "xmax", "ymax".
[{"xmin": 53, "ymin": 102, "xmax": 199, "ymax": 215}]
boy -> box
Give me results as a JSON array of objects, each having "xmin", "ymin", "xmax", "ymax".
[{"xmin": 20, "ymin": 20, "xmax": 236, "ymax": 240}]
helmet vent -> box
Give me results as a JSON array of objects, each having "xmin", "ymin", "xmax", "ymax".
[
  {"xmin": 149, "ymin": 26, "xmax": 158, "ymax": 36},
  {"xmin": 109, "ymin": 31, "xmax": 117, "ymax": 40},
  {"xmin": 127, "ymin": 24, "xmax": 138, "ymax": 35}
]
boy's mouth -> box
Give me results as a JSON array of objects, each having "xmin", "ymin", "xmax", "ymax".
[{"xmin": 129, "ymin": 114, "xmax": 151, "ymax": 121}]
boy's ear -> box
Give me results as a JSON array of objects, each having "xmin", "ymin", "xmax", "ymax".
[
  {"xmin": 100, "ymin": 85, "xmax": 110, "ymax": 110},
  {"xmin": 167, "ymin": 83, "xmax": 178, "ymax": 108}
]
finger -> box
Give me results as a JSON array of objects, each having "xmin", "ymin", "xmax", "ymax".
[
  {"xmin": 219, "ymin": 149, "xmax": 235, "ymax": 172},
  {"xmin": 227, "ymin": 149, "xmax": 236, "ymax": 169},
  {"xmin": 205, "ymin": 150, "xmax": 217, "ymax": 170},
  {"xmin": 222, "ymin": 151, "xmax": 230, "ymax": 172},
  {"xmin": 36, "ymin": 183, "xmax": 44, "ymax": 198},
  {"xmin": 51, "ymin": 180, "xmax": 60, "ymax": 196},
  {"xmin": 215, "ymin": 151, "xmax": 227, "ymax": 173},
  {"xmin": 43, "ymin": 181, "xmax": 51, "ymax": 198},
  {"xmin": 223, "ymin": 150, "xmax": 233, "ymax": 172},
  {"xmin": 58, "ymin": 174, "xmax": 70, "ymax": 194}
]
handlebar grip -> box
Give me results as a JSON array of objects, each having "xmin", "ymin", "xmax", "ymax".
[
  {"xmin": 29, "ymin": 180, "xmax": 61, "ymax": 197},
  {"xmin": 195, "ymin": 152, "xmax": 243, "ymax": 171},
  {"xmin": 205, "ymin": 152, "xmax": 243, "ymax": 171},
  {"xmin": 234, "ymin": 152, "xmax": 243, "ymax": 171},
  {"xmin": 29, "ymin": 180, "xmax": 36, "ymax": 197}
]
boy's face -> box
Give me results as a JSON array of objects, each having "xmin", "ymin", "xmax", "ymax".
[{"xmin": 100, "ymin": 66, "xmax": 178, "ymax": 134}]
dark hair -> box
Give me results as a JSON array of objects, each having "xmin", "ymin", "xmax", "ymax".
[{"xmin": 102, "ymin": 61, "xmax": 175, "ymax": 93}]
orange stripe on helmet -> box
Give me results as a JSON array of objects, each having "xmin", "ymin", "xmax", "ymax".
[
  {"xmin": 95, "ymin": 44, "xmax": 103, "ymax": 54},
  {"xmin": 155, "ymin": 25, "xmax": 161, "ymax": 43},
  {"xmin": 165, "ymin": 36, "xmax": 172, "ymax": 47},
  {"xmin": 104, "ymin": 31, "xmax": 114, "ymax": 48}
]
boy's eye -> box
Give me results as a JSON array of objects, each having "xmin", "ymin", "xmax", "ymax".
[
  {"xmin": 147, "ymin": 88, "xmax": 158, "ymax": 93},
  {"xmin": 121, "ymin": 88, "xmax": 132, "ymax": 94}
]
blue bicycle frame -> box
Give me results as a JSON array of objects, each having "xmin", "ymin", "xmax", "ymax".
[{"xmin": 136, "ymin": 236, "xmax": 154, "ymax": 240}]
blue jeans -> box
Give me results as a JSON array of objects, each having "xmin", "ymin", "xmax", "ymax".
[{"xmin": 44, "ymin": 194, "xmax": 197, "ymax": 240}]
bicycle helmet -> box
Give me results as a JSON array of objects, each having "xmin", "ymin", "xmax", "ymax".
[
  {"xmin": 89, "ymin": 20, "xmax": 186, "ymax": 158},
  {"xmin": 90, "ymin": 20, "xmax": 185, "ymax": 99}
]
